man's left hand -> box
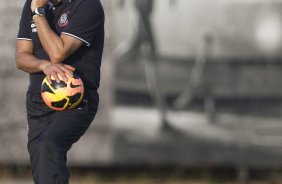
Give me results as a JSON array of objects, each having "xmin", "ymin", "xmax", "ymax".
[{"xmin": 31, "ymin": 0, "xmax": 49, "ymax": 12}]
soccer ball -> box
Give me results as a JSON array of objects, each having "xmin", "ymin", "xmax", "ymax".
[{"xmin": 41, "ymin": 73, "xmax": 84, "ymax": 111}]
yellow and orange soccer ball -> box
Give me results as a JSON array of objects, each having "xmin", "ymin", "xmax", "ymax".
[{"xmin": 41, "ymin": 73, "xmax": 84, "ymax": 111}]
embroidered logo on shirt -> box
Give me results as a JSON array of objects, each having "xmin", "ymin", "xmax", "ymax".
[
  {"xmin": 58, "ymin": 12, "xmax": 70, "ymax": 27},
  {"xmin": 31, "ymin": 21, "xmax": 37, "ymax": 33}
]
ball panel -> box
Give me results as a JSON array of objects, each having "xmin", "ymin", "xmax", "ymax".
[
  {"xmin": 73, "ymin": 73, "xmax": 80, "ymax": 79},
  {"xmin": 41, "ymin": 91, "xmax": 68, "ymax": 111},
  {"xmin": 41, "ymin": 80, "xmax": 55, "ymax": 94},
  {"xmin": 50, "ymin": 80, "xmax": 67, "ymax": 90},
  {"xmin": 51, "ymin": 98, "xmax": 68, "ymax": 109},
  {"xmin": 67, "ymin": 93, "xmax": 83, "ymax": 110}
]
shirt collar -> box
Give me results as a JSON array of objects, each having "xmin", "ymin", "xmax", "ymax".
[
  {"xmin": 48, "ymin": 0, "xmax": 71, "ymax": 6},
  {"xmin": 48, "ymin": 0, "xmax": 71, "ymax": 10}
]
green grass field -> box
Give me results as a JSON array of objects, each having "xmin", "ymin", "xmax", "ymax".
[{"xmin": 1, "ymin": 167, "xmax": 282, "ymax": 184}]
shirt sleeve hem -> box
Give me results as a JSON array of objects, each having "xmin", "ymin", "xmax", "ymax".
[
  {"xmin": 61, "ymin": 32, "xmax": 91, "ymax": 47},
  {"xmin": 17, "ymin": 38, "xmax": 32, "ymax": 41}
]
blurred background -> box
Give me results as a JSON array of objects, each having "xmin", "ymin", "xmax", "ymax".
[{"xmin": 2, "ymin": 0, "xmax": 282, "ymax": 183}]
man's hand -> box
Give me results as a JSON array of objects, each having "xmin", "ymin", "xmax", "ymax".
[
  {"xmin": 40, "ymin": 62, "xmax": 75, "ymax": 84},
  {"xmin": 31, "ymin": 0, "xmax": 48, "ymax": 12}
]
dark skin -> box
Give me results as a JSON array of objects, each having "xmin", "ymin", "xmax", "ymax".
[{"xmin": 16, "ymin": 0, "xmax": 83, "ymax": 84}]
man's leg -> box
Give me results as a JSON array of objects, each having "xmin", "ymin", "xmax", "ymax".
[{"xmin": 27, "ymin": 93, "xmax": 98, "ymax": 184}]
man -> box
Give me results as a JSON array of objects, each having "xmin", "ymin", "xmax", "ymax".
[{"xmin": 15, "ymin": 0, "xmax": 104, "ymax": 183}]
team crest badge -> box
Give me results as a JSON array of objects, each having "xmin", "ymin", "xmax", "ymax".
[{"xmin": 58, "ymin": 12, "xmax": 69, "ymax": 27}]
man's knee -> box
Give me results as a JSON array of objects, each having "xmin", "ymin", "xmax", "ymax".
[{"xmin": 39, "ymin": 131, "xmax": 60, "ymax": 156}]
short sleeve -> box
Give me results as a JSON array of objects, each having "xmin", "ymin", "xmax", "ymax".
[
  {"xmin": 17, "ymin": 0, "xmax": 32, "ymax": 41},
  {"xmin": 61, "ymin": 0, "xmax": 104, "ymax": 47}
]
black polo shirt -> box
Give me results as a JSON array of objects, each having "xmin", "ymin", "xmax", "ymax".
[{"xmin": 17, "ymin": 0, "xmax": 105, "ymax": 94}]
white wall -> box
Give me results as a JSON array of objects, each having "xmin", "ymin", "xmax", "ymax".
[{"xmin": 113, "ymin": 0, "xmax": 282, "ymax": 58}]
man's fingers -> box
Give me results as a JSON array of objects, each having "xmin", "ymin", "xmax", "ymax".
[
  {"xmin": 44, "ymin": 63, "xmax": 74, "ymax": 83},
  {"xmin": 56, "ymin": 68, "xmax": 69, "ymax": 82},
  {"xmin": 58, "ymin": 65, "xmax": 73, "ymax": 79},
  {"xmin": 47, "ymin": 75, "xmax": 52, "ymax": 84},
  {"xmin": 51, "ymin": 71, "xmax": 61, "ymax": 83},
  {"xmin": 64, "ymin": 64, "xmax": 75, "ymax": 71}
]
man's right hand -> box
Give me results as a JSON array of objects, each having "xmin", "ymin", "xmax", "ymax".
[{"xmin": 40, "ymin": 62, "xmax": 75, "ymax": 84}]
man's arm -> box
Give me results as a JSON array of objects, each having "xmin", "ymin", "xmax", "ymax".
[
  {"xmin": 15, "ymin": 40, "xmax": 75, "ymax": 83},
  {"xmin": 32, "ymin": 16, "xmax": 83, "ymax": 64},
  {"xmin": 30, "ymin": 0, "xmax": 83, "ymax": 64},
  {"xmin": 16, "ymin": 40, "xmax": 48, "ymax": 73}
]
